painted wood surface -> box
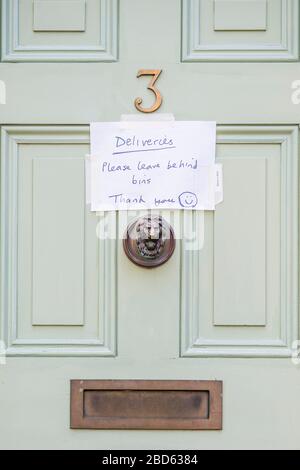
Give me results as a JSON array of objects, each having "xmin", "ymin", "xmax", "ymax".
[{"xmin": 0, "ymin": 0, "xmax": 299, "ymax": 450}]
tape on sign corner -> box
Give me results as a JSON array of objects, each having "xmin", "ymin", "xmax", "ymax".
[
  {"xmin": 119, "ymin": 113, "xmax": 176, "ymax": 129},
  {"xmin": 120, "ymin": 113, "xmax": 175, "ymax": 122},
  {"xmin": 214, "ymin": 164, "xmax": 223, "ymax": 206},
  {"xmin": 85, "ymin": 155, "xmax": 92, "ymax": 205}
]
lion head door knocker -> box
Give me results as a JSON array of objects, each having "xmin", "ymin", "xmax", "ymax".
[{"xmin": 123, "ymin": 215, "xmax": 175, "ymax": 268}]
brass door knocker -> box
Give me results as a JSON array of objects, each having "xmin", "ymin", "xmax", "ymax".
[{"xmin": 123, "ymin": 215, "xmax": 175, "ymax": 268}]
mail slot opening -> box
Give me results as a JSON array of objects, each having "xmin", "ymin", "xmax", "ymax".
[{"xmin": 83, "ymin": 390, "xmax": 210, "ymax": 420}]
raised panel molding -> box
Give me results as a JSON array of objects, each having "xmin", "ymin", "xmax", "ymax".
[
  {"xmin": 33, "ymin": 0, "xmax": 86, "ymax": 31},
  {"xmin": 0, "ymin": 126, "xmax": 117, "ymax": 356},
  {"xmin": 182, "ymin": 0, "xmax": 299, "ymax": 61},
  {"xmin": 1, "ymin": 0, "xmax": 119, "ymax": 62},
  {"xmin": 32, "ymin": 157, "xmax": 85, "ymax": 326},
  {"xmin": 33, "ymin": 0, "xmax": 87, "ymax": 32},
  {"xmin": 214, "ymin": 0, "xmax": 267, "ymax": 31},
  {"xmin": 213, "ymin": 157, "xmax": 267, "ymax": 326},
  {"xmin": 181, "ymin": 126, "xmax": 298, "ymax": 358}
]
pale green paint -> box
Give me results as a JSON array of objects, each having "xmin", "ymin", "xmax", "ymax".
[
  {"xmin": 0, "ymin": 0, "xmax": 299, "ymax": 451},
  {"xmin": 1, "ymin": 0, "xmax": 118, "ymax": 61},
  {"xmin": 32, "ymin": 157, "xmax": 85, "ymax": 326},
  {"xmin": 182, "ymin": 0, "xmax": 299, "ymax": 61},
  {"xmin": 1, "ymin": 127, "xmax": 117, "ymax": 356},
  {"xmin": 214, "ymin": 156, "xmax": 267, "ymax": 326},
  {"xmin": 1, "ymin": 358, "xmax": 300, "ymax": 450},
  {"xmin": 214, "ymin": 0, "xmax": 267, "ymax": 31},
  {"xmin": 33, "ymin": 0, "xmax": 86, "ymax": 32},
  {"xmin": 181, "ymin": 126, "xmax": 298, "ymax": 357}
]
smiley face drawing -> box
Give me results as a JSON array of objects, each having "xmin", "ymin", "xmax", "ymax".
[{"xmin": 178, "ymin": 191, "xmax": 198, "ymax": 208}]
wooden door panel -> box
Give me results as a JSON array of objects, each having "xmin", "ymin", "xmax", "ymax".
[
  {"xmin": 182, "ymin": 0, "xmax": 299, "ymax": 61},
  {"xmin": 1, "ymin": 127, "xmax": 116, "ymax": 356},
  {"xmin": 181, "ymin": 126, "xmax": 298, "ymax": 357},
  {"xmin": 1, "ymin": 0, "xmax": 118, "ymax": 62}
]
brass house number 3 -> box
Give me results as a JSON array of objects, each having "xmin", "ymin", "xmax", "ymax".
[{"xmin": 134, "ymin": 69, "xmax": 163, "ymax": 113}]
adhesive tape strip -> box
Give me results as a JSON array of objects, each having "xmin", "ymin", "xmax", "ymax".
[{"xmin": 119, "ymin": 113, "xmax": 176, "ymax": 129}]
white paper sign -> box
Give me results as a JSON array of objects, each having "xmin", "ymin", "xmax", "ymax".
[{"xmin": 88, "ymin": 121, "xmax": 222, "ymax": 211}]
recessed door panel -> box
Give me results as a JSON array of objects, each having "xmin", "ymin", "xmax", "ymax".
[
  {"xmin": 1, "ymin": 0, "xmax": 118, "ymax": 61},
  {"xmin": 182, "ymin": 0, "xmax": 299, "ymax": 61}
]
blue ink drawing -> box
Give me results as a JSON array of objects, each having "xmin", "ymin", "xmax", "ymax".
[{"xmin": 178, "ymin": 192, "xmax": 198, "ymax": 208}]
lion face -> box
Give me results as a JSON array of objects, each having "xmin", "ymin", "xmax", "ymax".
[{"xmin": 136, "ymin": 217, "xmax": 165, "ymax": 259}]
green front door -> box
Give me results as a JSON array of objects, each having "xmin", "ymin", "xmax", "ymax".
[{"xmin": 0, "ymin": 0, "xmax": 300, "ymax": 449}]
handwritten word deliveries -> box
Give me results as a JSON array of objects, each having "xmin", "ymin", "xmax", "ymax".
[{"xmin": 89, "ymin": 121, "xmax": 220, "ymax": 211}]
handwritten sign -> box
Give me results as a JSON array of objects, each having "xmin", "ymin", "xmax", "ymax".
[{"xmin": 88, "ymin": 121, "xmax": 222, "ymax": 211}]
